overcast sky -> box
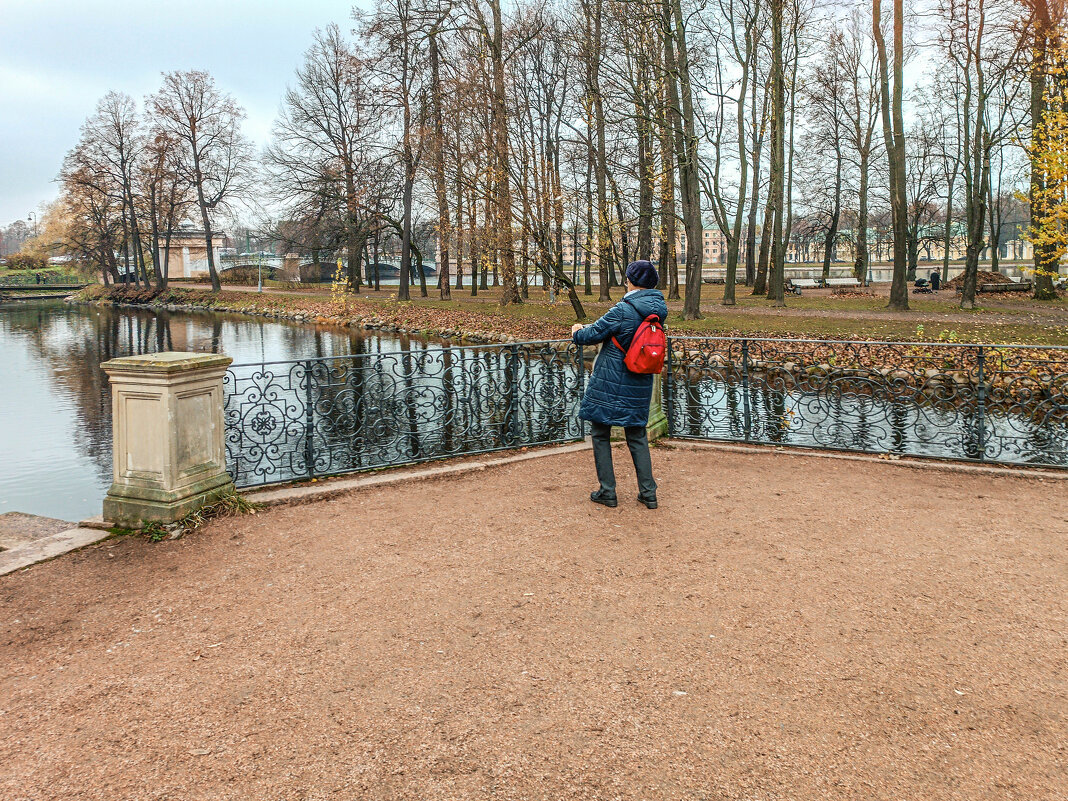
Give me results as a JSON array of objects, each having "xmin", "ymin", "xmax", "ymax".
[{"xmin": 0, "ymin": 0, "xmax": 367, "ymax": 226}]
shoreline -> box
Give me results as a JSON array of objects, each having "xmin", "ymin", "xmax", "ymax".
[
  {"xmin": 70, "ymin": 285, "xmax": 556, "ymax": 347},
  {"xmin": 68, "ymin": 284, "xmax": 1068, "ymax": 350}
]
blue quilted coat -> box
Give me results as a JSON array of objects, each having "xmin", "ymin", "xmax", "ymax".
[{"xmin": 573, "ymin": 289, "xmax": 668, "ymax": 427}]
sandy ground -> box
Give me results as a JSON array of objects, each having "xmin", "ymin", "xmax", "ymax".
[{"xmin": 1, "ymin": 446, "xmax": 1065, "ymax": 800}]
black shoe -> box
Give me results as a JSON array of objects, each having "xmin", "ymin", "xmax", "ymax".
[
  {"xmin": 638, "ymin": 495, "xmax": 658, "ymax": 509},
  {"xmin": 590, "ymin": 490, "xmax": 618, "ymax": 508}
]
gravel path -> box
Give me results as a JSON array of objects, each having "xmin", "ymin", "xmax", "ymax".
[{"xmin": 2, "ymin": 447, "xmax": 1065, "ymax": 800}]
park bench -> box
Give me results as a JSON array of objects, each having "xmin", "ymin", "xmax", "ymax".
[
  {"xmin": 825, "ymin": 277, "xmax": 862, "ymax": 289},
  {"xmin": 977, "ymin": 279, "xmax": 1032, "ymax": 293},
  {"xmin": 786, "ymin": 278, "xmax": 821, "ymax": 295}
]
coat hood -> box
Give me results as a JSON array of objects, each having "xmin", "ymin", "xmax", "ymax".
[{"xmin": 622, "ymin": 289, "xmax": 668, "ymax": 321}]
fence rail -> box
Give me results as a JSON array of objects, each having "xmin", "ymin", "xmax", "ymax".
[
  {"xmin": 222, "ymin": 335, "xmax": 1068, "ymax": 487},
  {"xmin": 224, "ymin": 340, "xmax": 585, "ymax": 488},
  {"xmin": 665, "ymin": 337, "xmax": 1068, "ymax": 468},
  {"xmin": 0, "ymin": 273, "xmax": 85, "ymax": 287}
]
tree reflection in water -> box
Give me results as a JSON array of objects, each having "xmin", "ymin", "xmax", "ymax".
[{"xmin": 0, "ymin": 300, "xmax": 422, "ymax": 520}]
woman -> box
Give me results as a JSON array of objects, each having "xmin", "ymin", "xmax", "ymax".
[{"xmin": 571, "ymin": 260, "xmax": 668, "ymax": 509}]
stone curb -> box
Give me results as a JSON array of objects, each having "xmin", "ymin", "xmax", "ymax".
[
  {"xmin": 243, "ymin": 441, "xmax": 594, "ymax": 508},
  {"xmin": 659, "ymin": 439, "xmax": 1068, "ymax": 481},
  {"xmin": 0, "ymin": 527, "xmax": 114, "ymax": 577}
]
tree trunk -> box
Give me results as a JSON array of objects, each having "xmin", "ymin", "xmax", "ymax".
[
  {"xmin": 399, "ymin": 165, "xmax": 415, "ymax": 301},
  {"xmin": 767, "ymin": 0, "xmax": 787, "ymax": 307},
  {"xmin": 485, "ymin": 0, "xmax": 520, "ymax": 305},
  {"xmin": 666, "ymin": 0, "xmax": 703, "ymax": 318},
  {"xmin": 188, "ymin": 139, "xmax": 221, "ymax": 292},
  {"xmin": 722, "ymin": 41, "xmax": 752, "ymax": 307},
  {"xmin": 942, "ymin": 180, "xmax": 954, "ymax": 283},
  {"xmin": 854, "ymin": 152, "xmax": 870, "ymax": 283},
  {"xmin": 745, "ymin": 178, "xmax": 759, "ymax": 288},
  {"xmin": 451, "ymin": 151, "xmax": 464, "ymax": 292},
  {"xmin": 584, "ymin": 154, "xmax": 594, "ymax": 296},
  {"xmin": 587, "ymin": 0, "xmax": 612, "ymax": 303},
  {"xmin": 753, "ymin": 195, "xmax": 773, "ymax": 295},
  {"xmin": 196, "ymin": 202, "xmax": 220, "ymax": 293},
  {"xmin": 658, "ymin": 60, "xmax": 680, "ymax": 300},
  {"xmin": 636, "ymin": 88, "xmax": 654, "ymax": 260},
  {"xmin": 148, "ymin": 187, "xmax": 164, "ymax": 289},
  {"xmin": 373, "ymin": 231, "xmax": 381, "ymax": 292},
  {"xmin": 428, "ymin": 28, "xmax": 451, "ymax": 300},
  {"xmin": 874, "ymin": 0, "xmax": 909, "ymax": 310},
  {"xmin": 960, "ymin": 144, "xmax": 990, "ymax": 310},
  {"xmin": 1029, "ymin": 21, "xmax": 1059, "ymax": 300}
]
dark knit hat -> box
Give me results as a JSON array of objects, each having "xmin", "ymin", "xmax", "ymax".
[{"xmin": 625, "ymin": 260, "xmax": 659, "ymax": 289}]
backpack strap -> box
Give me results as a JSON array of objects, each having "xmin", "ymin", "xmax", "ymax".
[{"xmin": 612, "ymin": 299, "xmax": 662, "ymax": 353}]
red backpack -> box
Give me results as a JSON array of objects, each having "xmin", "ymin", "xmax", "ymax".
[{"xmin": 612, "ymin": 301, "xmax": 666, "ymax": 374}]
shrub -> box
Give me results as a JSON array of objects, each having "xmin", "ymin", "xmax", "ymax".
[
  {"xmin": 6, "ymin": 253, "xmax": 49, "ymax": 271},
  {"xmin": 220, "ymin": 265, "xmax": 278, "ymax": 286},
  {"xmin": 101, "ymin": 286, "xmax": 164, "ymax": 303}
]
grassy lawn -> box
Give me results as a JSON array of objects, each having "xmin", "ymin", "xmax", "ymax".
[{"xmin": 116, "ymin": 277, "xmax": 1068, "ymax": 346}]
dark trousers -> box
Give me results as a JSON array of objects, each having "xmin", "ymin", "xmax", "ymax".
[{"xmin": 590, "ymin": 421, "xmax": 657, "ymax": 499}]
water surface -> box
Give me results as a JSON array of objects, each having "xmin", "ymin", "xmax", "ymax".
[{"xmin": 0, "ymin": 300, "xmax": 416, "ymax": 522}]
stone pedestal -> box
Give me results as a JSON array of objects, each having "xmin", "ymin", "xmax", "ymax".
[
  {"xmin": 101, "ymin": 353, "xmax": 234, "ymax": 528},
  {"xmin": 281, "ymin": 252, "xmax": 301, "ymax": 282}
]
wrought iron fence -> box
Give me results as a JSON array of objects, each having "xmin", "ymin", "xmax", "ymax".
[
  {"xmin": 0, "ymin": 272, "xmax": 84, "ymax": 286},
  {"xmin": 224, "ymin": 340, "xmax": 585, "ymax": 488},
  {"xmin": 223, "ymin": 334, "xmax": 1067, "ymax": 487},
  {"xmin": 665, "ymin": 337, "xmax": 1068, "ymax": 468}
]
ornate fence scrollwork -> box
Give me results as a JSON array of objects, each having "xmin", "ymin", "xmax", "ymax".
[
  {"xmin": 665, "ymin": 337, "xmax": 1068, "ymax": 468},
  {"xmin": 224, "ymin": 340, "xmax": 585, "ymax": 488},
  {"xmin": 224, "ymin": 335, "xmax": 1067, "ymax": 486}
]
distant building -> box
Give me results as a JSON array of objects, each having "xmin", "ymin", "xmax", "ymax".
[
  {"xmin": 160, "ymin": 223, "xmax": 228, "ymax": 279},
  {"xmin": 561, "ymin": 226, "xmax": 729, "ymax": 267},
  {"xmin": 784, "ymin": 224, "xmax": 1033, "ymax": 266}
]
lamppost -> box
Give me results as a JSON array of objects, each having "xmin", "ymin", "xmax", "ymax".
[{"xmin": 27, "ymin": 211, "xmax": 37, "ymax": 239}]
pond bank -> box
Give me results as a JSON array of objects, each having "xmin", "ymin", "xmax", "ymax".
[
  {"xmin": 74, "ymin": 285, "xmax": 569, "ymax": 346},
  {"xmin": 74, "ymin": 282, "xmax": 1068, "ymax": 347}
]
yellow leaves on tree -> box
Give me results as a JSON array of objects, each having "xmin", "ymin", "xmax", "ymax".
[{"xmin": 1023, "ymin": 38, "xmax": 1068, "ymax": 285}]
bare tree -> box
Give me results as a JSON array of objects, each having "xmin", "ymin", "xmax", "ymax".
[
  {"xmin": 664, "ymin": 0, "xmax": 704, "ymax": 318},
  {"xmin": 903, "ymin": 121, "xmax": 943, "ymax": 280},
  {"xmin": 58, "ymin": 93, "xmax": 146, "ymax": 285},
  {"xmin": 267, "ymin": 25, "xmax": 385, "ymax": 291},
  {"xmin": 140, "ymin": 128, "xmax": 191, "ymax": 287},
  {"xmin": 938, "ymin": 0, "xmax": 1026, "ymax": 308},
  {"xmin": 873, "ymin": 0, "xmax": 910, "ymax": 309},
  {"xmin": 802, "ymin": 28, "xmax": 849, "ymax": 281},
  {"xmin": 700, "ymin": 0, "xmax": 763, "ymax": 305},
  {"xmin": 150, "ymin": 70, "xmax": 254, "ymax": 292}
]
